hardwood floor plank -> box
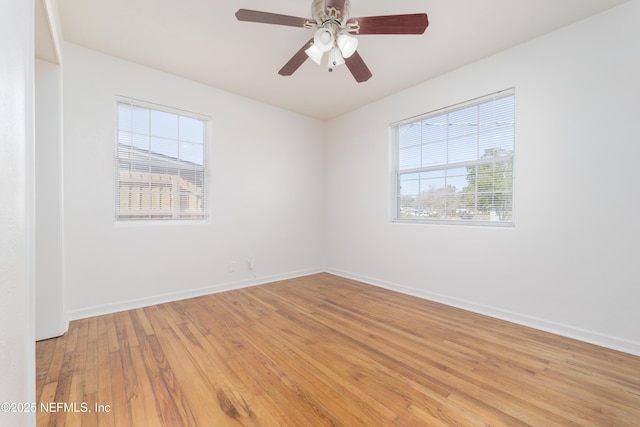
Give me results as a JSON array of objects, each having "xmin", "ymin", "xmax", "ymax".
[
  {"xmin": 36, "ymin": 381, "xmax": 57, "ymax": 427},
  {"xmin": 108, "ymin": 349, "xmax": 133, "ymax": 426},
  {"xmin": 104, "ymin": 314, "xmax": 120, "ymax": 353},
  {"xmin": 83, "ymin": 317, "xmax": 99, "ymax": 397},
  {"xmin": 95, "ymin": 315, "xmax": 115, "ymax": 427},
  {"xmin": 133, "ymin": 308, "xmax": 155, "ymax": 337},
  {"xmin": 142, "ymin": 305, "xmax": 170, "ymax": 333},
  {"xmin": 45, "ymin": 321, "xmax": 80, "ymax": 427},
  {"xmin": 35, "ymin": 338, "xmax": 57, "ymax": 397},
  {"xmin": 37, "ymin": 273, "xmax": 640, "ymax": 426},
  {"xmin": 42, "ymin": 332, "xmax": 68, "ymax": 387}
]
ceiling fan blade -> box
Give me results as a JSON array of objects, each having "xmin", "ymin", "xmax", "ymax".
[
  {"xmin": 346, "ymin": 13, "xmax": 429, "ymax": 35},
  {"xmin": 278, "ymin": 39, "xmax": 313, "ymax": 76},
  {"xmin": 235, "ymin": 9, "xmax": 311, "ymax": 28},
  {"xmin": 345, "ymin": 51, "xmax": 372, "ymax": 83}
]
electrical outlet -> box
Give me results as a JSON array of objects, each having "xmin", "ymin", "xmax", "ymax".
[{"xmin": 247, "ymin": 257, "xmax": 255, "ymax": 270}]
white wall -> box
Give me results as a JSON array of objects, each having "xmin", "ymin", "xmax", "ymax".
[
  {"xmin": 35, "ymin": 59, "xmax": 66, "ymax": 340},
  {"xmin": 325, "ymin": 0, "xmax": 640, "ymax": 355},
  {"xmin": 63, "ymin": 44, "xmax": 325, "ymax": 318},
  {"xmin": 0, "ymin": 0, "xmax": 36, "ymax": 425}
]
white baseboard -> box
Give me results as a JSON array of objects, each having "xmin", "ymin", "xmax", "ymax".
[
  {"xmin": 64, "ymin": 266, "xmax": 639, "ymax": 357},
  {"xmin": 66, "ymin": 267, "xmax": 323, "ymax": 322},
  {"xmin": 35, "ymin": 317, "xmax": 68, "ymax": 341},
  {"xmin": 325, "ymin": 268, "xmax": 640, "ymax": 357}
]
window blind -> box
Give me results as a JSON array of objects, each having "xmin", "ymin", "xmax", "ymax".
[
  {"xmin": 115, "ymin": 98, "xmax": 209, "ymax": 221},
  {"xmin": 393, "ymin": 89, "xmax": 515, "ymax": 225}
]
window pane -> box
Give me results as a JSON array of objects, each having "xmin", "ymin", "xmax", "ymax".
[
  {"xmin": 475, "ymin": 161, "xmax": 513, "ymax": 217},
  {"xmin": 422, "ymin": 140, "xmax": 447, "ymax": 167},
  {"xmin": 416, "ymin": 171, "xmax": 445, "ymax": 217},
  {"xmin": 399, "ymin": 173, "xmax": 419, "ymax": 218},
  {"xmin": 480, "ymin": 95, "xmax": 514, "ymax": 125},
  {"xmin": 446, "ymin": 166, "xmax": 468, "ymax": 192},
  {"xmin": 399, "ymin": 123, "xmax": 421, "ymax": 148},
  {"xmin": 448, "ymin": 106, "xmax": 477, "ymax": 138},
  {"xmin": 132, "ymin": 107, "xmax": 149, "ymax": 134},
  {"xmin": 180, "ymin": 141, "xmax": 204, "ymax": 166},
  {"xmin": 118, "ymin": 104, "xmax": 132, "ymax": 131},
  {"xmin": 420, "ymin": 170, "xmax": 445, "ymax": 190},
  {"xmin": 180, "ymin": 116, "xmax": 204, "ymax": 143},
  {"xmin": 399, "ymin": 173, "xmax": 420, "ymax": 197},
  {"xmin": 458, "ymin": 191, "xmax": 476, "ymax": 220},
  {"xmin": 118, "ymin": 130, "xmax": 132, "ymax": 147},
  {"xmin": 150, "ymin": 136, "xmax": 179, "ymax": 160},
  {"xmin": 150, "ymin": 110, "xmax": 178, "ymax": 139},
  {"xmin": 132, "ymin": 133, "xmax": 150, "ymax": 151},
  {"xmin": 448, "ymin": 134, "xmax": 477, "ymax": 164},
  {"xmin": 422, "ymin": 115, "xmax": 447, "ymax": 144},
  {"xmin": 399, "ymin": 145, "xmax": 421, "ymax": 170},
  {"xmin": 479, "ymin": 127, "xmax": 514, "ymax": 156}
]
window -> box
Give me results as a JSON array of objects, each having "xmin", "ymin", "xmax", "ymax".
[
  {"xmin": 392, "ymin": 89, "xmax": 515, "ymax": 226},
  {"xmin": 115, "ymin": 98, "xmax": 209, "ymax": 221}
]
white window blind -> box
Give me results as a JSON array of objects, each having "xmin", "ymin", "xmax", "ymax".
[
  {"xmin": 393, "ymin": 89, "xmax": 515, "ymax": 226},
  {"xmin": 115, "ymin": 98, "xmax": 209, "ymax": 221}
]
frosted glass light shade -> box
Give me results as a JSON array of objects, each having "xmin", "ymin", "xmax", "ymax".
[
  {"xmin": 314, "ymin": 28, "xmax": 335, "ymax": 52},
  {"xmin": 337, "ymin": 34, "xmax": 358, "ymax": 58},
  {"xmin": 305, "ymin": 43, "xmax": 324, "ymax": 64}
]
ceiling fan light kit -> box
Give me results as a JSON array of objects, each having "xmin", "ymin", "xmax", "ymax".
[
  {"xmin": 337, "ymin": 33, "xmax": 358, "ymax": 59},
  {"xmin": 313, "ymin": 27, "xmax": 335, "ymax": 53},
  {"xmin": 235, "ymin": 0, "xmax": 428, "ymax": 82},
  {"xmin": 304, "ymin": 43, "xmax": 324, "ymax": 65}
]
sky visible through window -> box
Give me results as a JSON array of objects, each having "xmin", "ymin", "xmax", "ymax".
[
  {"xmin": 117, "ymin": 103, "xmax": 205, "ymax": 166},
  {"xmin": 398, "ymin": 95, "xmax": 514, "ymax": 196}
]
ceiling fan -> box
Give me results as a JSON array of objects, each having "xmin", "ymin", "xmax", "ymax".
[{"xmin": 235, "ymin": 0, "xmax": 429, "ymax": 83}]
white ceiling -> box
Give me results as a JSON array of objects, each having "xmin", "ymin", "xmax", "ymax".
[{"xmin": 56, "ymin": 0, "xmax": 628, "ymax": 120}]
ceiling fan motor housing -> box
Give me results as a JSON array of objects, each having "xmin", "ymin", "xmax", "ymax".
[{"xmin": 312, "ymin": 0, "xmax": 351, "ymax": 24}]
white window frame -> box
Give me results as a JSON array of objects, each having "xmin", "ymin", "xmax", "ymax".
[
  {"xmin": 115, "ymin": 97, "xmax": 210, "ymax": 222},
  {"xmin": 391, "ymin": 89, "xmax": 515, "ymax": 227}
]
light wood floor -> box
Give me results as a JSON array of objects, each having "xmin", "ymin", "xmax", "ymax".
[{"xmin": 37, "ymin": 273, "xmax": 640, "ymax": 426}]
